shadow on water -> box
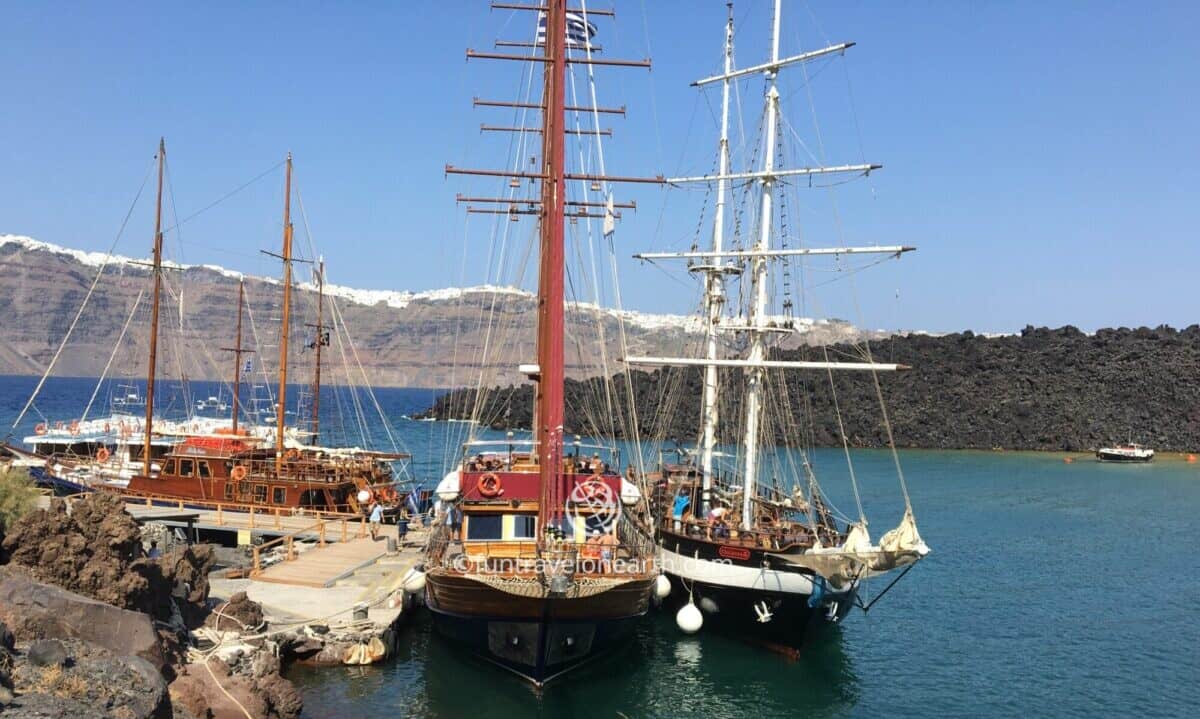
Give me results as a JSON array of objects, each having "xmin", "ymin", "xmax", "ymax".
[{"xmin": 290, "ymin": 610, "xmax": 859, "ymax": 719}]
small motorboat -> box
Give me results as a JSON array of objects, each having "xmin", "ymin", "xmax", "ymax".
[{"xmin": 1096, "ymin": 443, "xmax": 1155, "ymax": 463}]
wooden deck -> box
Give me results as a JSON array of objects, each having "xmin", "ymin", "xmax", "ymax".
[{"xmin": 252, "ymin": 537, "xmax": 391, "ymax": 588}]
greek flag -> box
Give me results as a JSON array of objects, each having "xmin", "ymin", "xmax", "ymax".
[
  {"xmin": 536, "ymin": 11, "xmax": 598, "ymax": 49},
  {"xmin": 242, "ymin": 358, "xmax": 254, "ymax": 375}
]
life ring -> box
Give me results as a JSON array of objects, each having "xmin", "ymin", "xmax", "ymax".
[
  {"xmin": 96, "ymin": 447, "xmax": 110, "ymax": 463},
  {"xmin": 34, "ymin": 423, "xmax": 47, "ymax": 435},
  {"xmin": 284, "ymin": 448, "xmax": 301, "ymax": 463},
  {"xmin": 477, "ymin": 472, "xmax": 503, "ymax": 498},
  {"xmin": 231, "ymin": 465, "xmax": 248, "ymax": 481}
]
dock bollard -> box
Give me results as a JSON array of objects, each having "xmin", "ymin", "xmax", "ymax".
[{"xmin": 386, "ymin": 536, "xmax": 398, "ymax": 554}]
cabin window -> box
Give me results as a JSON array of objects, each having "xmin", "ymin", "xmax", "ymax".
[
  {"xmin": 179, "ymin": 459, "xmax": 195, "ymax": 477},
  {"xmin": 272, "ymin": 487, "xmax": 286, "ymax": 504},
  {"xmin": 223, "ymin": 483, "xmax": 234, "ymax": 500},
  {"xmin": 252, "ymin": 484, "xmax": 267, "ymax": 503},
  {"xmin": 197, "ymin": 461, "xmax": 211, "ymax": 479},
  {"xmin": 513, "ymin": 515, "xmax": 537, "ymax": 539},
  {"xmin": 238, "ymin": 481, "xmax": 250, "ymax": 496},
  {"xmin": 163, "ymin": 459, "xmax": 177, "ymax": 475},
  {"xmin": 466, "ymin": 514, "xmax": 503, "ymax": 541}
]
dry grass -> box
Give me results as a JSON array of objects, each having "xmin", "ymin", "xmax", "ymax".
[
  {"xmin": 17, "ymin": 664, "xmax": 91, "ymax": 700},
  {"xmin": 0, "ymin": 466, "xmax": 40, "ymax": 532}
]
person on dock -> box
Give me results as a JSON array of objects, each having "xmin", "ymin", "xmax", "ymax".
[{"xmin": 368, "ymin": 500, "xmax": 383, "ymax": 541}]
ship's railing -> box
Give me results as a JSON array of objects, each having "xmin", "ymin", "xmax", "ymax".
[
  {"xmin": 112, "ymin": 491, "xmax": 363, "ymax": 526},
  {"xmin": 658, "ymin": 514, "xmax": 839, "ymax": 551}
]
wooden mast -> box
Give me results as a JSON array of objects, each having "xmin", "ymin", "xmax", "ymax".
[
  {"xmin": 536, "ymin": 0, "xmax": 567, "ymax": 531},
  {"xmin": 310, "ymin": 259, "xmax": 324, "ymax": 442},
  {"xmin": 143, "ymin": 138, "xmax": 166, "ymax": 476},
  {"xmin": 220, "ymin": 279, "xmax": 252, "ymax": 434},
  {"xmin": 275, "ymin": 153, "xmax": 294, "ymax": 474}
]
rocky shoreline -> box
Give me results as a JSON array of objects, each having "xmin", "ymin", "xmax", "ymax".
[
  {"xmin": 0, "ymin": 493, "xmax": 302, "ymax": 718},
  {"xmin": 417, "ymin": 325, "xmax": 1200, "ymax": 452}
]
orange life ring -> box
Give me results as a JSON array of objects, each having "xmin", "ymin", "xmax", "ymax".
[
  {"xmin": 34, "ymin": 423, "xmax": 47, "ymax": 435},
  {"xmin": 284, "ymin": 448, "xmax": 301, "ymax": 463},
  {"xmin": 95, "ymin": 447, "xmax": 111, "ymax": 463},
  {"xmin": 231, "ymin": 465, "xmax": 248, "ymax": 481},
  {"xmin": 477, "ymin": 472, "xmax": 503, "ymax": 498}
]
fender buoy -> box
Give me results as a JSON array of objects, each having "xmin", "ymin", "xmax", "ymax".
[
  {"xmin": 231, "ymin": 465, "xmax": 248, "ymax": 481},
  {"xmin": 477, "ymin": 472, "xmax": 503, "ymax": 498},
  {"xmin": 95, "ymin": 447, "xmax": 111, "ymax": 463},
  {"xmin": 34, "ymin": 423, "xmax": 47, "ymax": 435}
]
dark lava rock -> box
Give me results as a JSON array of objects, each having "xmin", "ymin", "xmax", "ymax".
[
  {"xmin": 0, "ymin": 568, "xmax": 166, "ymax": 671},
  {"xmin": 7, "ymin": 638, "xmax": 169, "ymax": 718},
  {"xmin": 26, "ymin": 639, "xmax": 68, "ymax": 668},
  {"xmin": 205, "ymin": 591, "xmax": 264, "ymax": 632},
  {"xmin": 422, "ymin": 325, "xmax": 1200, "ymax": 452},
  {"xmin": 0, "ymin": 493, "xmax": 216, "ymax": 629},
  {"xmin": 0, "ymin": 619, "xmax": 14, "ymax": 650}
]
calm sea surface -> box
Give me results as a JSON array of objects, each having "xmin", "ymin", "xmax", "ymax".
[{"xmin": 3, "ymin": 376, "xmax": 1198, "ymax": 718}]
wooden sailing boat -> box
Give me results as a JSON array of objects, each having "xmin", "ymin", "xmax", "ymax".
[
  {"xmin": 126, "ymin": 153, "xmax": 408, "ymax": 513},
  {"xmin": 421, "ymin": 1, "xmax": 658, "ymax": 686},
  {"xmin": 628, "ymin": 2, "xmax": 930, "ymax": 649}
]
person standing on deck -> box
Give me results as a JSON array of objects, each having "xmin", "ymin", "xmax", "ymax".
[{"xmin": 368, "ymin": 500, "xmax": 383, "ymax": 541}]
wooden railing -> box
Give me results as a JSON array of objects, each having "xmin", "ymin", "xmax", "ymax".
[
  {"xmin": 116, "ymin": 491, "xmax": 361, "ymax": 529},
  {"xmin": 249, "ymin": 514, "xmax": 369, "ymax": 575}
]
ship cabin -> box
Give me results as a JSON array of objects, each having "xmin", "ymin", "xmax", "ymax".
[
  {"xmin": 436, "ymin": 439, "xmax": 646, "ymax": 575},
  {"xmin": 126, "ymin": 437, "xmax": 410, "ymax": 514}
]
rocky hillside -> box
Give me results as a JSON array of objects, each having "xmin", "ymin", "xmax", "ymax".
[
  {"xmin": 0, "ymin": 235, "xmax": 874, "ymax": 388},
  {"xmin": 420, "ymin": 325, "xmax": 1200, "ymax": 452}
]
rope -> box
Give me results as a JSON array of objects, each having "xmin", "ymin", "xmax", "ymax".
[
  {"xmin": 9, "ymin": 156, "xmax": 156, "ymax": 433},
  {"xmin": 81, "ymin": 289, "xmax": 144, "ymax": 422}
]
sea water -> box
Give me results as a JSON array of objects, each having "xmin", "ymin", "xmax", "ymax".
[{"xmin": 2, "ymin": 376, "xmax": 1197, "ymax": 717}]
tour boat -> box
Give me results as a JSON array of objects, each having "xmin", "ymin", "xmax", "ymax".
[
  {"xmin": 1096, "ymin": 443, "xmax": 1154, "ymax": 463},
  {"xmin": 421, "ymin": 2, "xmax": 658, "ymax": 686}
]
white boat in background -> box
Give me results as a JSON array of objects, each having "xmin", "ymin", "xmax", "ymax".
[{"xmin": 1096, "ymin": 443, "xmax": 1155, "ymax": 463}]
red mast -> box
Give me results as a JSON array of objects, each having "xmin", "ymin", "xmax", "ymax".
[{"xmin": 537, "ymin": 0, "xmax": 567, "ymax": 531}]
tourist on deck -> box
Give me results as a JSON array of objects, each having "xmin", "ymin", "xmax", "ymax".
[
  {"xmin": 368, "ymin": 500, "xmax": 383, "ymax": 541},
  {"xmin": 147, "ymin": 540, "xmax": 161, "ymax": 559},
  {"xmin": 599, "ymin": 528, "xmax": 617, "ymax": 573}
]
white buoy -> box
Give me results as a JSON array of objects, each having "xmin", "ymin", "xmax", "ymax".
[
  {"xmin": 401, "ymin": 567, "xmax": 427, "ymax": 594},
  {"xmin": 357, "ymin": 489, "xmax": 371, "ymax": 503},
  {"xmin": 676, "ymin": 602, "xmax": 703, "ymax": 634},
  {"xmin": 698, "ymin": 596, "xmax": 720, "ymax": 614},
  {"xmin": 654, "ymin": 574, "xmax": 672, "ymax": 599}
]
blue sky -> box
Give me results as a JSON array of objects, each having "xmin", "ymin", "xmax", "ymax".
[{"xmin": 2, "ymin": 1, "xmax": 1197, "ymax": 334}]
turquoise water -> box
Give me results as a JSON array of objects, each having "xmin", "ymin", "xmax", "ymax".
[{"xmin": 4, "ymin": 377, "xmax": 1198, "ymax": 717}]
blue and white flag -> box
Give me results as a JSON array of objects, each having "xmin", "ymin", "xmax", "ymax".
[
  {"xmin": 537, "ymin": 11, "xmax": 598, "ymax": 49},
  {"xmin": 242, "ymin": 358, "xmax": 254, "ymax": 376}
]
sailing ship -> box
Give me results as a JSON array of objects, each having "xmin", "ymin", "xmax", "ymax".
[
  {"xmin": 626, "ymin": 2, "xmax": 929, "ymax": 650},
  {"xmin": 125, "ymin": 151, "xmax": 407, "ymax": 513},
  {"xmin": 8, "ymin": 142, "xmax": 411, "ymax": 513},
  {"xmin": 420, "ymin": 1, "xmax": 658, "ymax": 686}
]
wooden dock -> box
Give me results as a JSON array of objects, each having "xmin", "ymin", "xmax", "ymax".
[{"xmin": 253, "ymin": 537, "xmax": 391, "ymax": 588}]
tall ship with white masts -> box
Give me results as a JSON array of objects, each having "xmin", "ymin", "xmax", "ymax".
[
  {"xmin": 628, "ymin": 2, "xmax": 929, "ymax": 650},
  {"xmin": 420, "ymin": 1, "xmax": 658, "ymax": 686}
]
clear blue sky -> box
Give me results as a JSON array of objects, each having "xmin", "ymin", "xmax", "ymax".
[{"xmin": 3, "ymin": 1, "xmax": 1197, "ymax": 334}]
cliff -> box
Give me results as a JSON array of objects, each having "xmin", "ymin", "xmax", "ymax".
[{"xmin": 420, "ymin": 326, "xmax": 1200, "ymax": 452}]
